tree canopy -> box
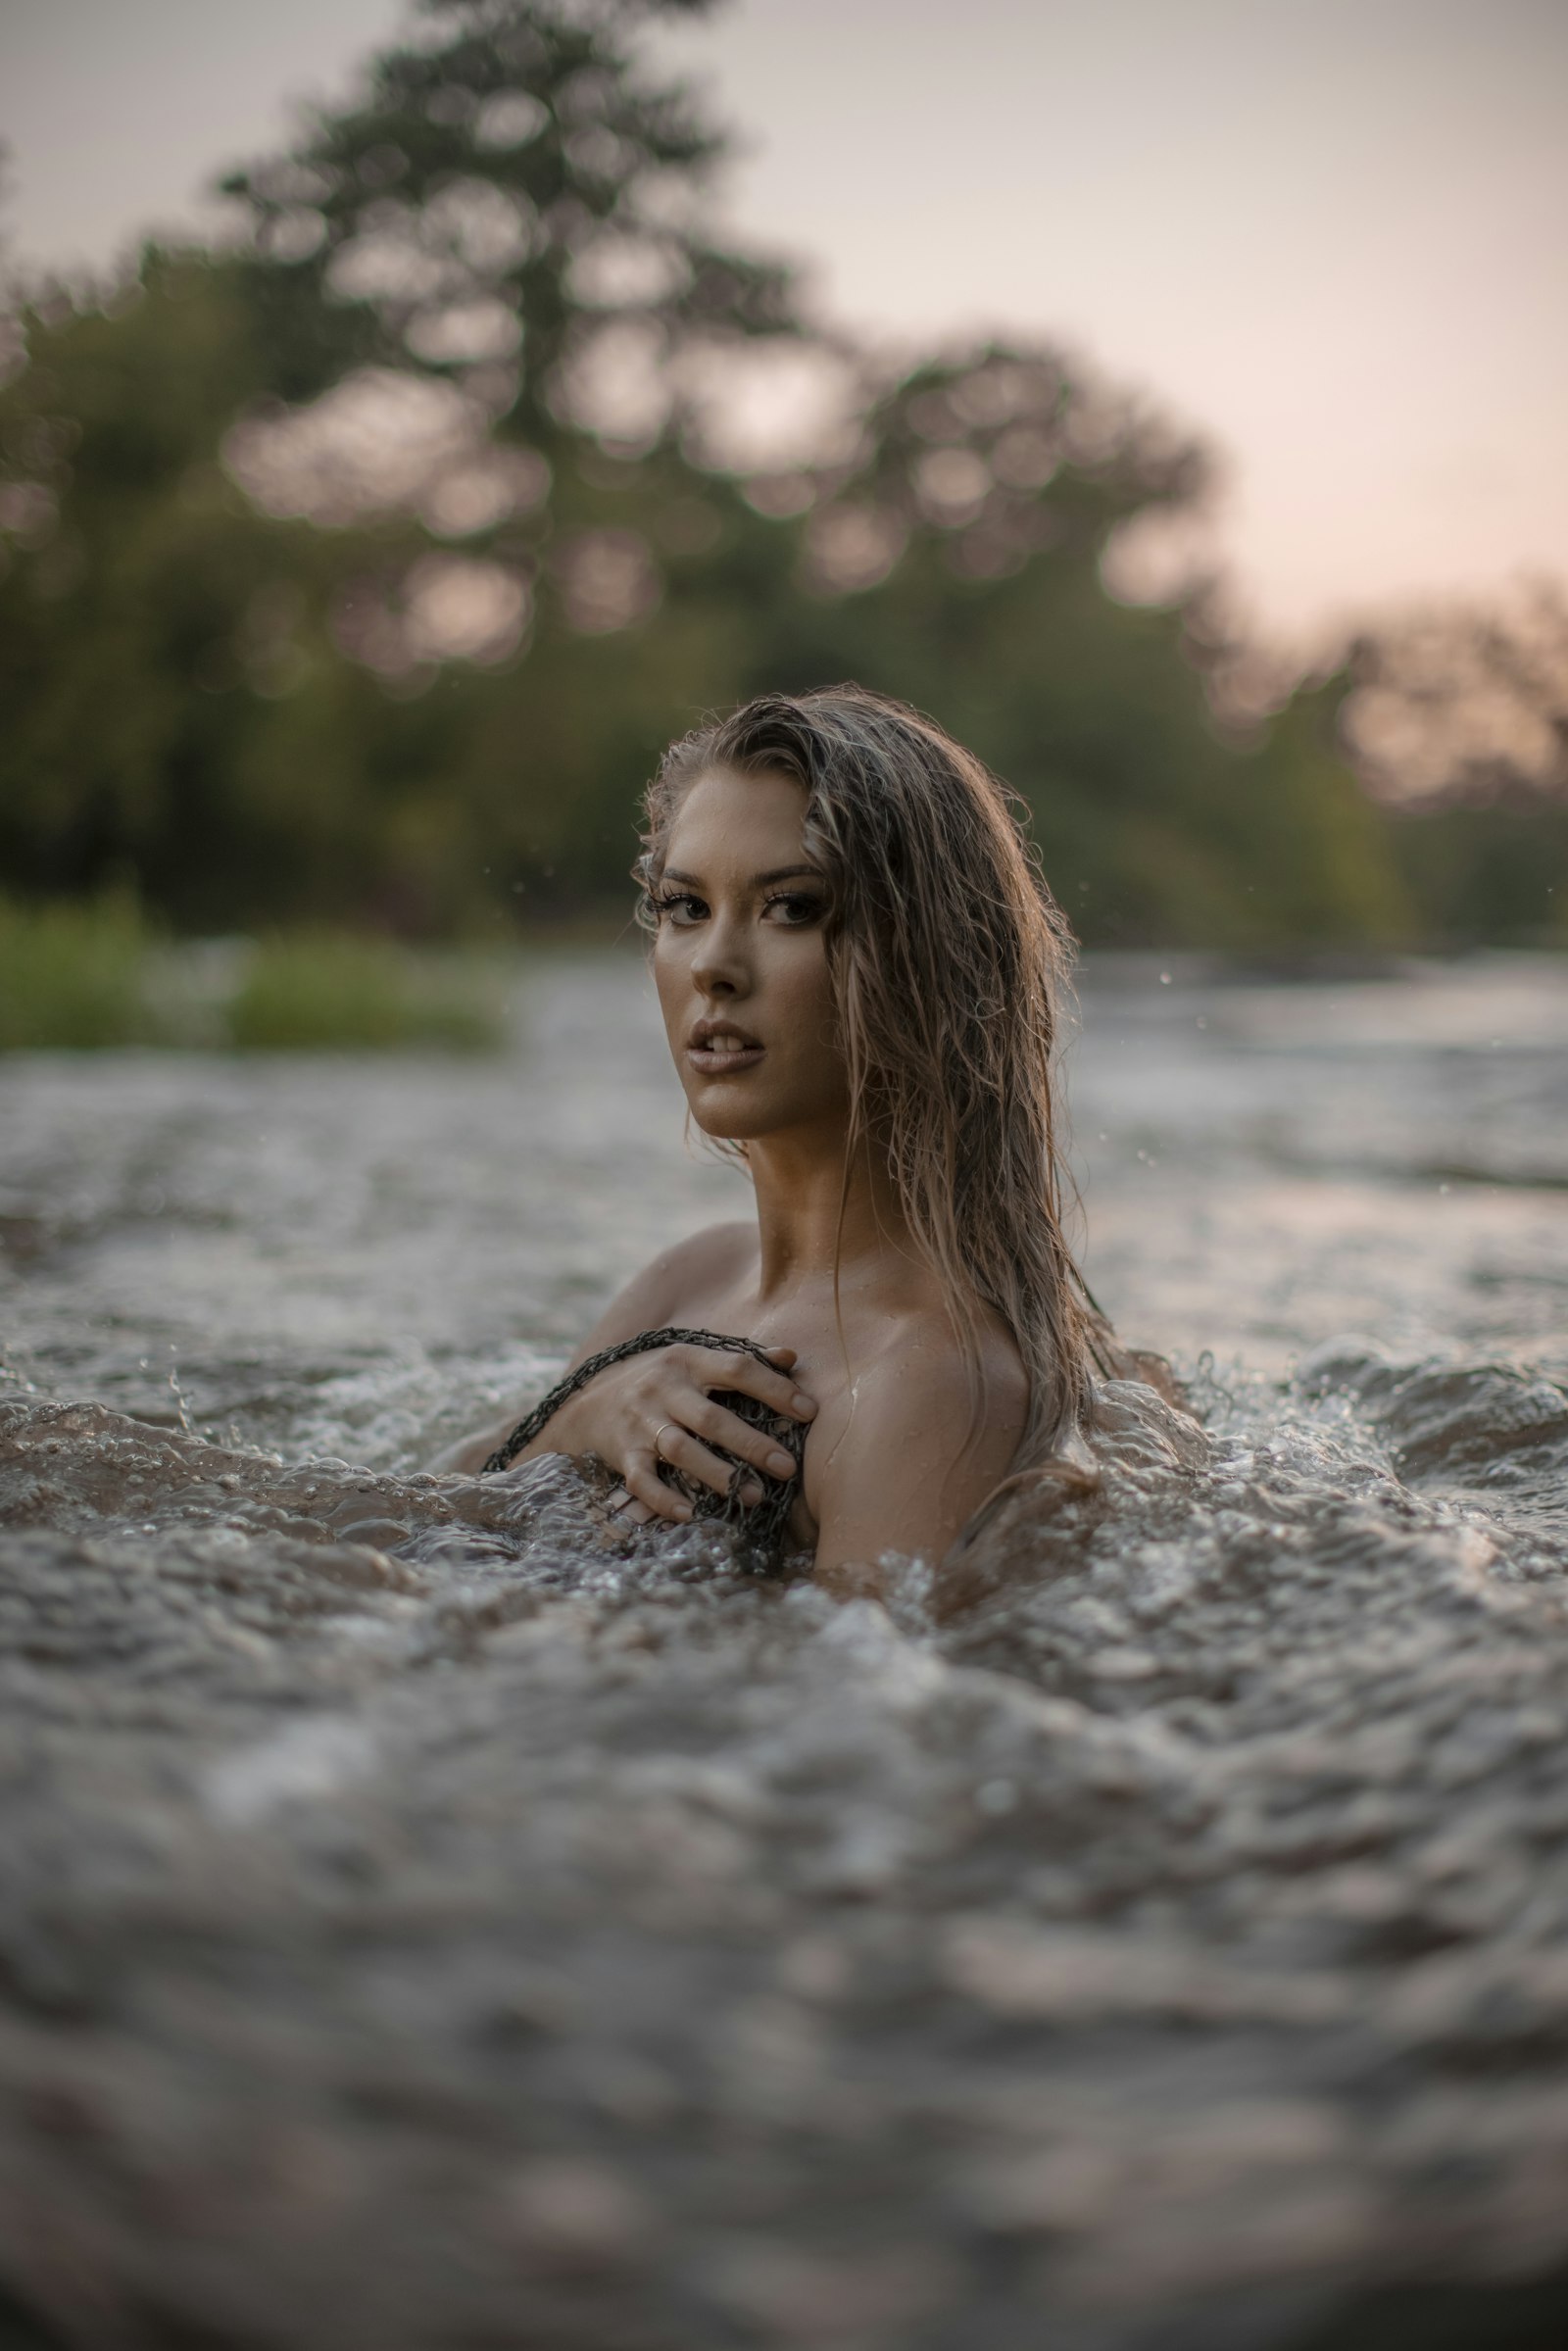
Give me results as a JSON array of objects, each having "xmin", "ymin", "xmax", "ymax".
[{"xmin": 1, "ymin": 0, "xmax": 1561, "ymax": 947}]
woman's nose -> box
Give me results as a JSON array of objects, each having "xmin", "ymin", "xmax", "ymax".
[{"xmin": 691, "ymin": 915, "xmax": 750, "ymax": 998}]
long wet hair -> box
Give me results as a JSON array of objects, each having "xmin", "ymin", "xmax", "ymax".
[{"xmin": 637, "ymin": 684, "xmax": 1098, "ymax": 1459}]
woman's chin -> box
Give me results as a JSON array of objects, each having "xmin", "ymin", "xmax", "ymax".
[
  {"xmin": 680, "ymin": 1073, "xmax": 781, "ymax": 1140},
  {"xmin": 686, "ymin": 1098, "xmax": 767, "ymax": 1143},
  {"xmin": 680, "ymin": 1070, "xmax": 851, "ymax": 1144}
]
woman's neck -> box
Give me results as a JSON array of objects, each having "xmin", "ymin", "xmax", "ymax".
[{"xmin": 745, "ymin": 1121, "xmax": 916, "ymax": 1305}]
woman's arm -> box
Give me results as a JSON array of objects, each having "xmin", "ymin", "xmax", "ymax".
[
  {"xmin": 425, "ymin": 1412, "xmax": 529, "ymax": 1479},
  {"xmin": 805, "ymin": 1339, "xmax": 1028, "ymax": 1588}
]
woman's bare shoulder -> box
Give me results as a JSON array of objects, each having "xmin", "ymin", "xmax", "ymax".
[
  {"xmin": 808, "ymin": 1306, "xmax": 1029, "ymax": 1504},
  {"xmin": 859, "ymin": 1304, "xmax": 1028, "ymax": 1439},
  {"xmin": 631, "ymin": 1218, "xmax": 757, "ymax": 1318},
  {"xmin": 802, "ymin": 1301, "xmax": 1028, "ymax": 1572},
  {"xmin": 664, "ymin": 1218, "xmax": 759, "ymax": 1285},
  {"xmin": 572, "ymin": 1220, "xmax": 756, "ymax": 1356}
]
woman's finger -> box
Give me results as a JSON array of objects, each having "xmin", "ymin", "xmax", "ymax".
[
  {"xmin": 675, "ymin": 1346, "xmax": 817, "ymax": 1424},
  {"xmin": 655, "ymin": 1420, "xmax": 765, "ymax": 1505},
  {"xmin": 685, "ymin": 1394, "xmax": 801, "ymax": 1483},
  {"xmin": 622, "ymin": 1450, "xmax": 693, "ymax": 1522}
]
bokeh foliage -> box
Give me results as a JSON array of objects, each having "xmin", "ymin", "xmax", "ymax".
[
  {"xmin": 0, "ymin": 0, "xmax": 1561, "ymax": 949},
  {"xmin": 0, "ymin": 893, "xmax": 505, "ymax": 1052}
]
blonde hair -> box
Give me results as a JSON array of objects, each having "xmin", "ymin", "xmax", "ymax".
[{"xmin": 637, "ymin": 684, "xmax": 1097, "ymax": 1460}]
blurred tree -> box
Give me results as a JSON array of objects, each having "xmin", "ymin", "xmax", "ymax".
[
  {"xmin": 0, "ymin": 250, "xmax": 474, "ymax": 926},
  {"xmin": 2, "ymin": 0, "xmax": 1556, "ymax": 949},
  {"xmin": 1334, "ymin": 587, "xmax": 1568, "ymax": 942},
  {"xmin": 696, "ymin": 347, "xmax": 1409, "ymax": 946},
  {"xmin": 220, "ymin": 0, "xmax": 794, "ymax": 425},
  {"xmin": 0, "ymin": 253, "xmax": 287, "ymax": 916},
  {"xmin": 1342, "ymin": 585, "xmax": 1568, "ymax": 809},
  {"xmin": 1382, "ymin": 793, "xmax": 1568, "ymax": 945}
]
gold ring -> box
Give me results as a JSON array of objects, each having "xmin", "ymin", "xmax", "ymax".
[{"xmin": 653, "ymin": 1421, "xmax": 677, "ymax": 1461}]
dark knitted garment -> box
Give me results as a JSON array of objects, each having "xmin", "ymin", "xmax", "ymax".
[{"xmin": 482, "ymin": 1327, "xmax": 807, "ymax": 1571}]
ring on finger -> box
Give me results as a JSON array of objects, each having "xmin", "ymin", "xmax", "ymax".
[{"xmin": 653, "ymin": 1420, "xmax": 678, "ymax": 1462}]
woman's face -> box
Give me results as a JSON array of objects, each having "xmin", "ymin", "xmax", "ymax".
[{"xmin": 651, "ymin": 764, "xmax": 850, "ymax": 1144}]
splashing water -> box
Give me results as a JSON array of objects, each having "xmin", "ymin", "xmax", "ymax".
[{"xmin": 2, "ymin": 950, "xmax": 1567, "ymax": 2349}]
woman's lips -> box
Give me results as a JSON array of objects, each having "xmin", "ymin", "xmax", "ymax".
[
  {"xmin": 687, "ymin": 1039, "xmax": 765, "ymax": 1076},
  {"xmin": 687, "ymin": 1022, "xmax": 764, "ymax": 1075}
]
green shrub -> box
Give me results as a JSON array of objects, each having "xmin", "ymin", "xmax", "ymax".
[
  {"xmin": 0, "ymin": 901, "xmax": 508, "ymax": 1053},
  {"xmin": 226, "ymin": 933, "xmax": 504, "ymax": 1053},
  {"xmin": 0, "ymin": 895, "xmax": 153, "ymax": 1049}
]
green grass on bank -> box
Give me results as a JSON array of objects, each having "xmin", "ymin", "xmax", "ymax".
[
  {"xmin": 227, "ymin": 934, "xmax": 501, "ymax": 1051},
  {"xmin": 0, "ymin": 897, "xmax": 509, "ymax": 1053},
  {"xmin": 0, "ymin": 896, "xmax": 155, "ymax": 1050}
]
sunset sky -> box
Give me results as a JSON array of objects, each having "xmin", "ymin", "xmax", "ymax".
[{"xmin": 4, "ymin": 0, "xmax": 1564, "ymax": 648}]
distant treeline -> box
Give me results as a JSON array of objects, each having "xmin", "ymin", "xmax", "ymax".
[{"xmin": 1, "ymin": 0, "xmax": 1563, "ymax": 949}]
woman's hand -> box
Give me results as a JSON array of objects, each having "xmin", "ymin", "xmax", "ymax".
[{"xmin": 538, "ymin": 1341, "xmax": 817, "ymax": 1524}]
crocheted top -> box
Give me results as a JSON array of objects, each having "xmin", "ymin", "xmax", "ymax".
[{"xmin": 482, "ymin": 1326, "xmax": 808, "ymax": 1569}]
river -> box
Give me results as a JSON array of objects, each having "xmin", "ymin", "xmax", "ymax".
[{"xmin": 2, "ymin": 950, "xmax": 1566, "ymax": 2348}]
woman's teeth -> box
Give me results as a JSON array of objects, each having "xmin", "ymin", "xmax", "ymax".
[{"xmin": 691, "ymin": 1029, "xmax": 764, "ymax": 1068}]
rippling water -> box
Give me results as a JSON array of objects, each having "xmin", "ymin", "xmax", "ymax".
[{"xmin": 2, "ymin": 951, "xmax": 1567, "ymax": 2349}]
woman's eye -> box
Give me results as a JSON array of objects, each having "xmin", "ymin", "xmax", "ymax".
[
  {"xmin": 764, "ymin": 893, "xmax": 825, "ymax": 927},
  {"xmin": 658, "ymin": 893, "xmax": 707, "ymax": 925}
]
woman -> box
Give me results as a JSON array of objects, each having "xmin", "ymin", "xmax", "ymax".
[{"xmin": 439, "ymin": 685, "xmax": 1111, "ymax": 1581}]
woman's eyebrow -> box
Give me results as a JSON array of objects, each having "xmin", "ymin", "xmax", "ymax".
[{"xmin": 662, "ymin": 862, "xmax": 824, "ymax": 888}]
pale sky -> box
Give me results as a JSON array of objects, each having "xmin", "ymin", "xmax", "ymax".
[{"xmin": 3, "ymin": 0, "xmax": 1564, "ymax": 648}]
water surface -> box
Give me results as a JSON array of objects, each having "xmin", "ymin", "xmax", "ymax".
[{"xmin": 2, "ymin": 952, "xmax": 1566, "ymax": 2349}]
